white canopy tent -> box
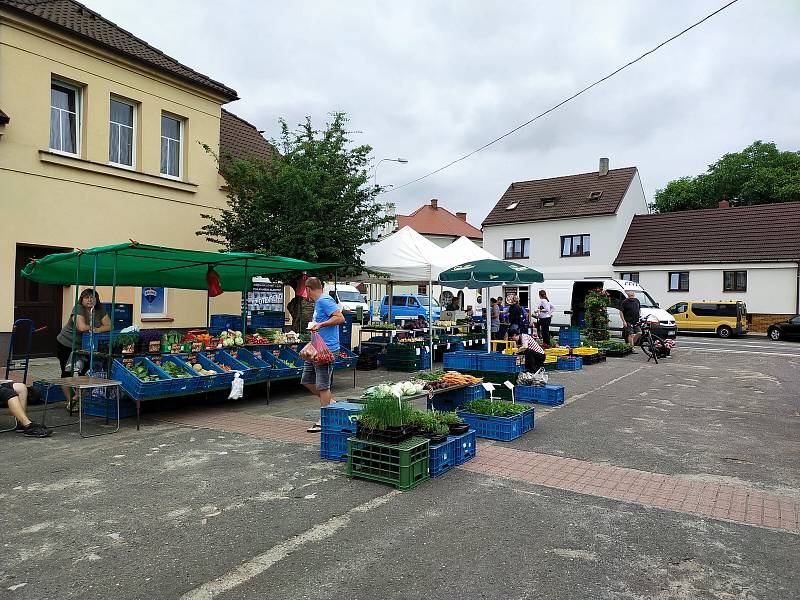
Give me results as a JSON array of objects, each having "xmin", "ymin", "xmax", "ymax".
[{"xmin": 444, "ymin": 236, "xmax": 500, "ymax": 263}]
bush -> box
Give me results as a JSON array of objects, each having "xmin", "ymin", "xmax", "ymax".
[{"xmin": 584, "ymin": 289, "xmax": 611, "ymax": 341}]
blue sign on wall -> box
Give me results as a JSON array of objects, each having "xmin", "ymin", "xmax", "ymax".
[{"xmin": 141, "ymin": 286, "xmax": 167, "ymax": 316}]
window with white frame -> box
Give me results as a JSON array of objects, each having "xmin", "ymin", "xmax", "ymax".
[
  {"xmin": 109, "ymin": 98, "xmax": 135, "ymax": 167},
  {"xmin": 50, "ymin": 80, "xmax": 81, "ymax": 155},
  {"xmin": 160, "ymin": 114, "xmax": 182, "ymax": 178}
]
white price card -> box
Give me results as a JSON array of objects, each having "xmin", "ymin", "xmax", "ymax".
[
  {"xmin": 415, "ymin": 348, "xmax": 420, "ymax": 355},
  {"xmin": 447, "ymin": 343, "xmax": 451, "ymax": 350},
  {"xmin": 482, "ymin": 382, "xmax": 495, "ymax": 392}
]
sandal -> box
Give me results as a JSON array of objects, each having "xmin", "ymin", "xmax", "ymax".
[{"xmin": 306, "ymin": 423, "xmax": 322, "ymax": 433}]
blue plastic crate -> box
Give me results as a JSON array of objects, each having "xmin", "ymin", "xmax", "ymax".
[
  {"xmin": 155, "ymin": 355, "xmax": 203, "ymax": 394},
  {"xmin": 262, "ymin": 347, "xmax": 303, "ymax": 378},
  {"xmin": 557, "ymin": 356, "xmax": 583, "ymax": 371},
  {"xmin": 334, "ymin": 347, "xmax": 357, "ymax": 370},
  {"xmin": 514, "ymin": 383, "xmax": 565, "ymax": 406},
  {"xmin": 199, "ymin": 350, "xmax": 253, "ymax": 381},
  {"xmin": 33, "ymin": 381, "xmax": 66, "ymax": 403},
  {"xmin": 320, "ymin": 401, "xmax": 362, "ymax": 434},
  {"xmin": 228, "ymin": 347, "xmax": 271, "ymax": 382},
  {"xmin": 434, "ymin": 383, "xmax": 486, "ymax": 408},
  {"xmin": 457, "ymin": 408, "xmax": 534, "ymax": 441},
  {"xmin": 250, "ymin": 313, "xmax": 285, "ymax": 330},
  {"xmin": 429, "ymin": 436, "xmax": 458, "ymax": 477},
  {"xmin": 558, "ymin": 327, "xmax": 581, "ymax": 348},
  {"xmin": 80, "ymin": 330, "xmax": 134, "ymax": 351},
  {"xmin": 210, "ymin": 314, "xmax": 243, "ymax": 332},
  {"xmin": 443, "ymin": 351, "xmax": 479, "ymax": 371},
  {"xmin": 475, "ymin": 352, "xmax": 525, "ymax": 373},
  {"xmin": 111, "ymin": 358, "xmax": 172, "ymax": 400},
  {"xmin": 320, "ymin": 431, "xmax": 350, "ymax": 462},
  {"xmin": 81, "ymin": 395, "xmax": 137, "ymax": 419},
  {"xmin": 189, "ymin": 353, "xmax": 236, "ymax": 389},
  {"xmin": 452, "ymin": 429, "xmax": 477, "ymax": 464}
]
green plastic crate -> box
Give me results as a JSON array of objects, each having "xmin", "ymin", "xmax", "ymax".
[{"xmin": 347, "ymin": 436, "xmax": 430, "ymax": 490}]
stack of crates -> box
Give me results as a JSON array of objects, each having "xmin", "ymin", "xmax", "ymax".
[
  {"xmin": 347, "ymin": 436, "xmax": 430, "ymax": 490},
  {"xmin": 320, "ymin": 401, "xmax": 361, "ymax": 462},
  {"xmin": 431, "ymin": 383, "xmax": 485, "ymax": 411},
  {"xmin": 557, "ymin": 356, "xmax": 583, "ymax": 371},
  {"xmin": 515, "ymin": 383, "xmax": 565, "ymax": 406},
  {"xmin": 428, "ymin": 429, "xmax": 477, "ymax": 477},
  {"xmin": 557, "ymin": 326, "xmax": 582, "ymax": 348},
  {"xmin": 384, "ymin": 343, "xmax": 422, "ymax": 372}
]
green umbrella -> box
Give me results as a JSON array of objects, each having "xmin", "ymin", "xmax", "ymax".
[{"xmin": 439, "ymin": 259, "xmax": 544, "ymax": 289}]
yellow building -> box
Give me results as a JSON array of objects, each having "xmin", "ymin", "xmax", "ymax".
[{"xmin": 0, "ymin": 0, "xmax": 275, "ymax": 358}]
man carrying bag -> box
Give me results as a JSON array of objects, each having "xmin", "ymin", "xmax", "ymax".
[{"xmin": 300, "ymin": 277, "xmax": 345, "ymax": 432}]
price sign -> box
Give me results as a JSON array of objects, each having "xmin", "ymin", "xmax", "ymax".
[
  {"xmin": 121, "ymin": 343, "xmax": 135, "ymax": 355},
  {"xmin": 206, "ymin": 352, "xmax": 216, "ymax": 362},
  {"xmin": 169, "ymin": 343, "xmax": 181, "ymax": 354},
  {"xmin": 482, "ymin": 382, "xmax": 495, "ymax": 392},
  {"xmin": 191, "ymin": 341, "xmax": 204, "ymax": 352},
  {"xmin": 148, "ymin": 340, "xmax": 161, "ymax": 354},
  {"xmin": 415, "ymin": 348, "xmax": 420, "ymax": 356},
  {"xmin": 122, "ymin": 357, "xmax": 134, "ymax": 368},
  {"xmin": 150, "ymin": 356, "xmax": 162, "ymax": 366},
  {"xmin": 252, "ymin": 350, "xmax": 262, "ymax": 359},
  {"xmin": 186, "ymin": 353, "xmax": 197, "ymax": 364}
]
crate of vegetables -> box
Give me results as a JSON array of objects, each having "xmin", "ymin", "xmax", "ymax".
[
  {"xmin": 181, "ymin": 353, "xmax": 231, "ymax": 390},
  {"xmin": 458, "ymin": 399, "xmax": 534, "ymax": 441},
  {"xmin": 198, "ymin": 350, "xmax": 251, "ymax": 382},
  {"xmin": 263, "ymin": 347, "xmax": 304, "ymax": 378},
  {"xmin": 152, "ymin": 355, "xmax": 202, "ymax": 394},
  {"xmin": 227, "ymin": 347, "xmax": 271, "ymax": 382},
  {"xmin": 111, "ymin": 357, "xmax": 172, "ymax": 400},
  {"xmin": 334, "ymin": 347, "xmax": 357, "ymax": 370}
]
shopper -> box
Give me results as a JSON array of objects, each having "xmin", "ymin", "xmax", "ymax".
[
  {"xmin": 535, "ymin": 290, "xmax": 554, "ymax": 345},
  {"xmin": 512, "ymin": 331, "xmax": 546, "ymax": 373},
  {"xmin": 497, "ymin": 297, "xmax": 509, "ymax": 340},
  {"xmin": 507, "ymin": 295, "xmax": 523, "ymax": 336},
  {"xmin": 620, "ymin": 289, "xmax": 642, "ymax": 352},
  {"xmin": 490, "ymin": 298, "xmax": 501, "ymax": 339},
  {"xmin": 1, "ymin": 382, "xmax": 53, "ymax": 437},
  {"xmin": 302, "ymin": 277, "xmax": 345, "ymax": 433}
]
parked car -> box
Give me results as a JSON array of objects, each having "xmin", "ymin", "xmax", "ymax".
[
  {"xmin": 665, "ymin": 300, "xmax": 747, "ymax": 338},
  {"xmin": 380, "ymin": 294, "xmax": 441, "ymax": 322},
  {"xmin": 324, "ymin": 283, "xmax": 370, "ymax": 324},
  {"xmin": 767, "ymin": 315, "xmax": 800, "ymax": 341}
]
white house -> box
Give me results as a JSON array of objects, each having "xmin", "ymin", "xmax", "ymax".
[
  {"xmin": 613, "ymin": 201, "xmax": 800, "ymax": 332},
  {"xmin": 481, "ymin": 159, "xmax": 648, "ymax": 305}
]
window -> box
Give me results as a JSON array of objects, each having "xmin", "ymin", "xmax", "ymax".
[
  {"xmin": 408, "ymin": 298, "xmax": 420, "ymax": 307},
  {"xmin": 390, "ymin": 296, "xmax": 406, "ymax": 306},
  {"xmin": 692, "ymin": 303, "xmax": 724, "ymax": 317},
  {"xmin": 160, "ymin": 114, "xmax": 182, "ymax": 178},
  {"xmin": 723, "ymin": 270, "xmax": 747, "ymax": 292},
  {"xmin": 668, "ymin": 302, "xmax": 688, "ymax": 315},
  {"xmin": 588, "ymin": 190, "xmax": 603, "ymax": 201},
  {"xmin": 504, "ymin": 238, "xmax": 530, "ymax": 259},
  {"xmin": 668, "ymin": 272, "xmax": 689, "ymax": 292},
  {"xmin": 505, "ymin": 202, "xmax": 519, "ymax": 211},
  {"xmin": 109, "ymin": 98, "xmax": 135, "ymax": 167},
  {"xmin": 50, "ymin": 80, "xmax": 81, "ymax": 154},
  {"xmin": 541, "ymin": 197, "xmax": 558, "ymax": 208},
  {"xmin": 620, "ymin": 272, "xmax": 639, "ymax": 283},
  {"xmin": 561, "ymin": 234, "xmax": 590, "ymax": 257},
  {"xmin": 417, "ymin": 285, "xmax": 427, "ymax": 295}
]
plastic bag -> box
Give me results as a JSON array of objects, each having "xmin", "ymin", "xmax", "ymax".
[
  {"xmin": 517, "ymin": 371, "xmax": 536, "ymax": 386},
  {"xmin": 310, "ymin": 331, "xmax": 335, "ymax": 365},
  {"xmin": 532, "ymin": 367, "xmax": 548, "ymax": 386},
  {"xmin": 228, "ymin": 371, "xmax": 244, "ymax": 400}
]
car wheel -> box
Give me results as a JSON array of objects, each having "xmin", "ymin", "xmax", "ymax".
[
  {"xmin": 717, "ymin": 325, "xmax": 732, "ymax": 339},
  {"xmin": 768, "ymin": 328, "xmax": 781, "ymax": 341}
]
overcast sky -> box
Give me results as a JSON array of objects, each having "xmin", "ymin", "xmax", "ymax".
[{"xmin": 93, "ymin": 0, "xmax": 800, "ymax": 223}]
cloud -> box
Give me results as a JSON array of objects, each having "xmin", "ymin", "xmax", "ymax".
[{"xmin": 90, "ymin": 0, "xmax": 800, "ymax": 223}]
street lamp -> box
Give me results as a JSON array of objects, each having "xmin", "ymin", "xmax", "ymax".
[{"xmin": 374, "ymin": 157, "xmax": 409, "ymax": 187}]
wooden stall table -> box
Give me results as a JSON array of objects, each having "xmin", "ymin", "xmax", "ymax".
[{"xmin": 39, "ymin": 376, "xmax": 122, "ymax": 438}]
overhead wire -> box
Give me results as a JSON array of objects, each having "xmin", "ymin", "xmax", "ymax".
[{"xmin": 381, "ymin": 0, "xmax": 740, "ymax": 194}]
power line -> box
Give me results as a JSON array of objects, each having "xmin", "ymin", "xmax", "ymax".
[{"xmin": 382, "ymin": 0, "xmax": 740, "ymax": 194}]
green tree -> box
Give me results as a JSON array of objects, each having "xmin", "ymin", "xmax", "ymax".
[
  {"xmin": 653, "ymin": 141, "xmax": 800, "ymax": 213},
  {"xmin": 584, "ymin": 289, "xmax": 610, "ymax": 342},
  {"xmin": 198, "ymin": 111, "xmax": 394, "ymax": 280}
]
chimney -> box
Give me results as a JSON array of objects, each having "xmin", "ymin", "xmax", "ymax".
[
  {"xmin": 455, "ymin": 212, "xmax": 467, "ymax": 221},
  {"xmin": 430, "ymin": 198, "xmax": 438, "ymax": 209},
  {"xmin": 599, "ymin": 157, "xmax": 609, "ymax": 177},
  {"xmin": 718, "ymin": 198, "xmax": 730, "ymax": 209}
]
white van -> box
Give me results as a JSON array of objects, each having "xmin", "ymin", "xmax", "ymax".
[
  {"xmin": 542, "ymin": 278, "xmax": 676, "ymax": 339},
  {"xmin": 324, "ymin": 283, "xmax": 370, "ymax": 323}
]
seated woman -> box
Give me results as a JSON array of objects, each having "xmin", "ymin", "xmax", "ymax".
[
  {"xmin": 511, "ymin": 330, "xmax": 546, "ymax": 373},
  {"xmin": 56, "ymin": 289, "xmax": 111, "ymax": 408},
  {"xmin": 1, "ymin": 383, "xmax": 52, "ymax": 437}
]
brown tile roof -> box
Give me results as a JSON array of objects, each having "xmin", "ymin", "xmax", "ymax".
[
  {"xmin": 0, "ymin": 108, "xmax": 9, "ymax": 125},
  {"xmin": 0, "ymin": 0, "xmax": 238, "ymax": 100},
  {"xmin": 219, "ymin": 109, "xmax": 276, "ymax": 163},
  {"xmin": 482, "ymin": 166, "xmax": 638, "ymax": 226},
  {"xmin": 397, "ymin": 200, "xmax": 483, "ymax": 239},
  {"xmin": 614, "ymin": 202, "xmax": 800, "ymax": 266}
]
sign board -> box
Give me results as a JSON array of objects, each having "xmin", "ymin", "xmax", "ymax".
[{"xmin": 245, "ymin": 280, "xmax": 284, "ymax": 315}]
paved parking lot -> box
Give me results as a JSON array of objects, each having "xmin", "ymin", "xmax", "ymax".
[{"xmin": 2, "ymin": 337, "xmax": 798, "ymax": 599}]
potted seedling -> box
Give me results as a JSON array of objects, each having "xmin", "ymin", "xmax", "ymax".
[{"xmin": 437, "ymin": 411, "xmax": 469, "ymax": 435}]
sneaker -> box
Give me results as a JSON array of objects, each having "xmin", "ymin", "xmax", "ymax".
[
  {"xmin": 22, "ymin": 423, "xmax": 53, "ymax": 438},
  {"xmin": 15, "ymin": 421, "xmax": 44, "ymax": 433}
]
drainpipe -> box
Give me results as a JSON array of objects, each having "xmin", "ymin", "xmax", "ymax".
[{"xmin": 796, "ymin": 262, "xmax": 800, "ymax": 314}]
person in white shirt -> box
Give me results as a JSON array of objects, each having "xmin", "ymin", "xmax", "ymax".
[
  {"xmin": 512, "ymin": 331, "xmax": 546, "ymax": 372},
  {"xmin": 534, "ymin": 290, "xmax": 554, "ymax": 345}
]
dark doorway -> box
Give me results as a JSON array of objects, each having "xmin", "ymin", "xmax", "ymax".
[{"xmin": 14, "ymin": 244, "xmax": 68, "ymax": 358}]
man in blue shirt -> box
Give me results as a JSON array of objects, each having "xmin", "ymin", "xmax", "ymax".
[{"xmin": 302, "ymin": 277, "xmax": 345, "ymax": 433}]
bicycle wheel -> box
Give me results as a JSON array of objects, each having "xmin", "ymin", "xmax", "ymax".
[{"xmin": 641, "ymin": 331, "xmax": 658, "ymax": 363}]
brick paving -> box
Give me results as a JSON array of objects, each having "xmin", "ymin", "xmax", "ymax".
[{"xmin": 153, "ymin": 405, "xmax": 800, "ymax": 534}]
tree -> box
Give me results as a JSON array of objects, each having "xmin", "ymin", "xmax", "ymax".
[
  {"xmin": 653, "ymin": 141, "xmax": 800, "ymax": 213},
  {"xmin": 198, "ymin": 112, "xmax": 394, "ymax": 281}
]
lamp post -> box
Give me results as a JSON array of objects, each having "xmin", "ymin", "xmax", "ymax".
[{"xmin": 374, "ymin": 157, "xmax": 409, "ymax": 187}]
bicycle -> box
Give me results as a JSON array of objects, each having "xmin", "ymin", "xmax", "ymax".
[{"xmin": 637, "ymin": 317, "xmax": 672, "ymax": 364}]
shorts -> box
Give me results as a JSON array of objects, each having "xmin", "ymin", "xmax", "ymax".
[
  {"xmin": 0, "ymin": 384, "xmax": 18, "ymax": 406},
  {"xmin": 624, "ymin": 325, "xmax": 642, "ymax": 336},
  {"xmin": 301, "ymin": 361, "xmax": 334, "ymax": 391}
]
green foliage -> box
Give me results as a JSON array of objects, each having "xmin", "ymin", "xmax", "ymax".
[
  {"xmin": 461, "ymin": 399, "xmax": 530, "ymax": 417},
  {"xmin": 584, "ymin": 289, "xmax": 610, "ymax": 341},
  {"xmin": 198, "ymin": 112, "xmax": 395, "ymax": 282},
  {"xmin": 359, "ymin": 396, "xmax": 415, "ymax": 429},
  {"xmin": 653, "ymin": 141, "xmax": 800, "ymax": 213},
  {"xmin": 436, "ymin": 411, "xmax": 464, "ymax": 425}
]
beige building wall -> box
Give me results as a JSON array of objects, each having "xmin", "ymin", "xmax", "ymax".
[{"xmin": 0, "ymin": 10, "xmax": 242, "ymax": 354}]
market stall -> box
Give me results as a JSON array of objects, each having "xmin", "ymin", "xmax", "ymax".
[{"xmin": 21, "ymin": 241, "xmax": 339, "ymax": 427}]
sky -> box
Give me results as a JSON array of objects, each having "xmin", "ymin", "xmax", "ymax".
[{"xmin": 91, "ymin": 0, "xmax": 800, "ymax": 224}]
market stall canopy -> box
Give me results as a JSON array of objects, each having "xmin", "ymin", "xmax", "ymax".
[
  {"xmin": 439, "ymin": 259, "xmax": 544, "ymax": 290},
  {"xmin": 443, "ymin": 236, "xmax": 501, "ymax": 264},
  {"xmin": 360, "ymin": 226, "xmax": 449, "ymax": 283},
  {"xmin": 20, "ymin": 242, "xmax": 339, "ymax": 292}
]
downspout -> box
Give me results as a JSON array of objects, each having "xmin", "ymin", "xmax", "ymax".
[{"xmin": 796, "ymin": 261, "xmax": 800, "ymax": 314}]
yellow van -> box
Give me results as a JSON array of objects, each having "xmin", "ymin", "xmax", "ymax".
[{"xmin": 666, "ymin": 300, "xmax": 747, "ymax": 338}]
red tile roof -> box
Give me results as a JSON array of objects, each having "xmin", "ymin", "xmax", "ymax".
[
  {"xmin": 397, "ymin": 200, "xmax": 483, "ymax": 239},
  {"xmin": 614, "ymin": 202, "xmax": 800, "ymax": 266},
  {"xmin": 219, "ymin": 109, "xmax": 276, "ymax": 163},
  {"xmin": 1, "ymin": 0, "xmax": 238, "ymax": 100},
  {"xmin": 483, "ymin": 167, "xmax": 638, "ymax": 226}
]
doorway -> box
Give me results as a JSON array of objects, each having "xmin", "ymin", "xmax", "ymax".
[{"xmin": 14, "ymin": 244, "xmax": 68, "ymax": 358}]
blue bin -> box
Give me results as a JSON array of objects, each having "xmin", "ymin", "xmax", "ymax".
[
  {"xmin": 429, "ymin": 436, "xmax": 458, "ymax": 477},
  {"xmin": 320, "ymin": 401, "xmax": 362, "ymax": 434},
  {"xmin": 210, "ymin": 314, "xmax": 243, "ymax": 332},
  {"xmin": 458, "ymin": 407, "xmax": 534, "ymax": 441},
  {"xmin": 515, "ymin": 384, "xmax": 565, "ymax": 405},
  {"xmin": 320, "ymin": 431, "xmax": 350, "ymax": 462}
]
